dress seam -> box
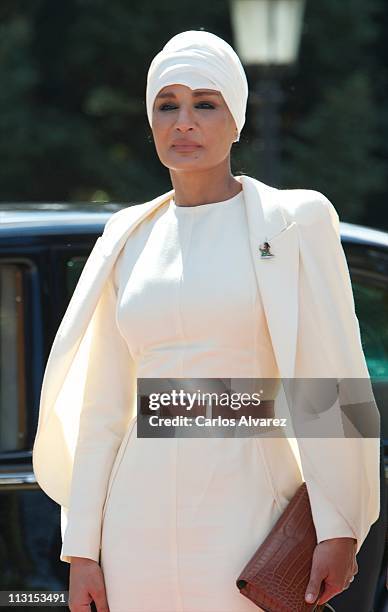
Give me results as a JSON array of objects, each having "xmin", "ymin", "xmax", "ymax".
[
  {"xmin": 174, "ymin": 438, "xmax": 184, "ymax": 611},
  {"xmin": 177, "ymin": 215, "xmax": 194, "ymax": 379},
  {"xmin": 174, "ymin": 213, "xmax": 193, "ymax": 610}
]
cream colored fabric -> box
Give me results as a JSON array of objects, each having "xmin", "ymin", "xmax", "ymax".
[
  {"xmin": 62, "ymin": 190, "xmax": 302, "ymax": 611},
  {"xmin": 32, "ymin": 175, "xmax": 380, "ymax": 609},
  {"xmin": 146, "ymin": 30, "xmax": 249, "ymax": 142}
]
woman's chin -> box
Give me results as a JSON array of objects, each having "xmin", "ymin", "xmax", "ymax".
[{"xmin": 165, "ymin": 158, "xmax": 210, "ymax": 172}]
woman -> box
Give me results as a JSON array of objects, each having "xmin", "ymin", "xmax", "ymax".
[{"xmin": 32, "ymin": 31, "xmax": 380, "ymax": 612}]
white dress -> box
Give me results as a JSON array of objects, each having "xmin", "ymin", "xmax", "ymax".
[{"xmin": 61, "ymin": 189, "xmax": 303, "ymax": 612}]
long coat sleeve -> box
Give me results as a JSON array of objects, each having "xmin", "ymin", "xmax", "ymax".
[
  {"xmin": 60, "ymin": 269, "xmax": 137, "ymax": 563},
  {"xmin": 285, "ymin": 191, "xmax": 380, "ymax": 555}
]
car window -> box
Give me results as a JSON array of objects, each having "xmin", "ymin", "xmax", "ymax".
[
  {"xmin": 0, "ymin": 264, "xmax": 27, "ymax": 451},
  {"xmin": 351, "ymin": 275, "xmax": 388, "ymax": 451},
  {"xmin": 65, "ymin": 255, "xmax": 88, "ymax": 299},
  {"xmin": 352, "ymin": 279, "xmax": 388, "ymax": 378}
]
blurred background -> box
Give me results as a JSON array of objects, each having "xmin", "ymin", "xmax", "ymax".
[{"xmin": 1, "ymin": 0, "xmax": 387, "ymax": 229}]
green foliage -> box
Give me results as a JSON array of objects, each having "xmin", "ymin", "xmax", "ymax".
[
  {"xmin": 282, "ymin": 0, "xmax": 387, "ymax": 226},
  {"xmin": 0, "ymin": 0, "xmax": 387, "ymax": 230},
  {"xmin": 283, "ymin": 72, "xmax": 385, "ymax": 221},
  {"xmin": 0, "ymin": 0, "xmax": 232, "ymax": 202}
]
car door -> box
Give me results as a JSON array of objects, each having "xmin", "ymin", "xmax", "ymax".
[
  {"xmin": 331, "ymin": 237, "xmax": 388, "ymax": 612},
  {"xmin": 0, "ymin": 230, "xmax": 100, "ymax": 599}
]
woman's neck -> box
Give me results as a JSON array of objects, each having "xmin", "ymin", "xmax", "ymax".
[{"xmin": 169, "ymin": 167, "xmax": 242, "ymax": 207}]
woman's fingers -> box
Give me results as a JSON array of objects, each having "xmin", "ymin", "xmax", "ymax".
[
  {"xmin": 68, "ymin": 558, "xmax": 109, "ymax": 612},
  {"xmin": 305, "ymin": 538, "xmax": 357, "ymax": 605},
  {"xmin": 90, "ymin": 573, "xmax": 110, "ymax": 612}
]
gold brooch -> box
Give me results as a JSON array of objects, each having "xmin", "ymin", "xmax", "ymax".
[{"xmin": 258, "ymin": 240, "xmax": 275, "ymax": 258}]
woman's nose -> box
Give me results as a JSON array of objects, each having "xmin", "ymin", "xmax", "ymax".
[{"xmin": 174, "ymin": 106, "xmax": 195, "ymax": 132}]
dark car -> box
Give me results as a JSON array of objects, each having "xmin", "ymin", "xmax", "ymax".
[{"xmin": 0, "ymin": 202, "xmax": 387, "ymax": 611}]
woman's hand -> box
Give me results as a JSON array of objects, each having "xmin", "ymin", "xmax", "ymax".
[
  {"xmin": 304, "ymin": 537, "xmax": 358, "ymax": 605},
  {"xmin": 68, "ymin": 557, "xmax": 110, "ymax": 612}
]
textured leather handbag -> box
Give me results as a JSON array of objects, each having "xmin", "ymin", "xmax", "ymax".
[{"xmin": 236, "ymin": 481, "xmax": 335, "ymax": 612}]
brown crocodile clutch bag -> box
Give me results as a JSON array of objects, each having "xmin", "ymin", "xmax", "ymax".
[{"xmin": 236, "ymin": 481, "xmax": 329, "ymax": 612}]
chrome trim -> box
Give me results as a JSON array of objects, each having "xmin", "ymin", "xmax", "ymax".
[{"xmin": 0, "ymin": 471, "xmax": 37, "ymax": 486}]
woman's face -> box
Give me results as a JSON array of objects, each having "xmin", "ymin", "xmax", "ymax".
[{"xmin": 151, "ymin": 84, "xmax": 237, "ymax": 173}]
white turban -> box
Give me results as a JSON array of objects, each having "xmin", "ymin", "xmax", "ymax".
[{"xmin": 146, "ymin": 30, "xmax": 249, "ymax": 142}]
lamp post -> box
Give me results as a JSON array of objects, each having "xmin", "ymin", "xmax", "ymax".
[{"xmin": 230, "ymin": 0, "xmax": 306, "ymax": 186}]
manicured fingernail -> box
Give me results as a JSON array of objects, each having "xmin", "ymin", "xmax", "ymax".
[{"xmin": 305, "ymin": 593, "xmax": 315, "ymax": 602}]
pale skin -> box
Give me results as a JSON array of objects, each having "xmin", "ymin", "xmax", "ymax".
[{"xmin": 68, "ymin": 83, "xmax": 358, "ymax": 611}]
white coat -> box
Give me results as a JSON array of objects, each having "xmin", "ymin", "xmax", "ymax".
[{"xmin": 32, "ymin": 174, "xmax": 380, "ymax": 564}]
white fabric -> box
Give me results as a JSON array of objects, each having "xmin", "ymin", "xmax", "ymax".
[
  {"xmin": 114, "ymin": 191, "xmax": 278, "ymax": 379},
  {"xmin": 32, "ymin": 175, "xmax": 380, "ymax": 605},
  {"xmin": 59, "ymin": 189, "xmax": 363, "ymax": 611},
  {"xmin": 146, "ymin": 30, "xmax": 249, "ymax": 142},
  {"xmin": 62, "ymin": 190, "xmax": 294, "ymax": 611}
]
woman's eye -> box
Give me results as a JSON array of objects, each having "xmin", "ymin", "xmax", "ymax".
[
  {"xmin": 159, "ymin": 104, "xmax": 177, "ymax": 111},
  {"xmin": 195, "ymin": 102, "xmax": 215, "ymax": 109}
]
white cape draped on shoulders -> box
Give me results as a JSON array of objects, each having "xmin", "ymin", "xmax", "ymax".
[{"xmin": 32, "ymin": 174, "xmax": 380, "ymax": 556}]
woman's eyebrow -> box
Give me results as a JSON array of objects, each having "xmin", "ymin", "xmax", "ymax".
[{"xmin": 155, "ymin": 90, "xmax": 221, "ymax": 99}]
